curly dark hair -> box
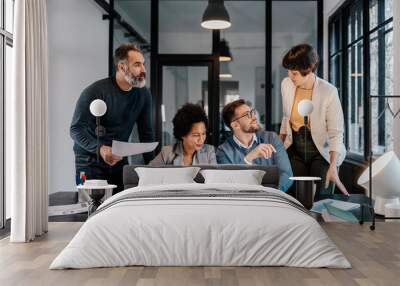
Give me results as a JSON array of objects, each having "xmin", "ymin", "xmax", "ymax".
[{"xmin": 173, "ymin": 103, "xmax": 208, "ymax": 140}]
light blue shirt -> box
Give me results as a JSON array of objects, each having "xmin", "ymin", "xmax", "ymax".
[{"xmin": 216, "ymin": 130, "xmax": 293, "ymax": 192}]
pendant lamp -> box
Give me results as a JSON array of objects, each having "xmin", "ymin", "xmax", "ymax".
[{"xmin": 201, "ymin": 0, "xmax": 231, "ymax": 30}]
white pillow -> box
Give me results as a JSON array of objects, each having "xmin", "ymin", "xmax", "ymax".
[
  {"xmin": 135, "ymin": 167, "xmax": 201, "ymax": 186},
  {"xmin": 200, "ymin": 169, "xmax": 266, "ymax": 185}
]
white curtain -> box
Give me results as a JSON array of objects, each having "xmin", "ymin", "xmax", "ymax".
[
  {"xmin": 394, "ymin": 0, "xmax": 400, "ymax": 156},
  {"xmin": 10, "ymin": 0, "xmax": 49, "ymax": 242}
]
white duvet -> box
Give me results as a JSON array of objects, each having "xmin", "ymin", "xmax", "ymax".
[{"xmin": 50, "ymin": 183, "xmax": 351, "ymax": 269}]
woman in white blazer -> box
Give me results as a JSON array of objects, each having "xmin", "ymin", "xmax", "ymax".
[{"xmin": 279, "ymin": 44, "xmax": 349, "ymax": 199}]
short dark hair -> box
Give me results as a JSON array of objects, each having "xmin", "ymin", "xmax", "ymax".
[
  {"xmin": 173, "ymin": 103, "xmax": 208, "ymax": 140},
  {"xmin": 114, "ymin": 43, "xmax": 142, "ymax": 67},
  {"xmin": 222, "ymin": 99, "xmax": 246, "ymax": 130},
  {"xmin": 282, "ymin": 44, "xmax": 319, "ymax": 76}
]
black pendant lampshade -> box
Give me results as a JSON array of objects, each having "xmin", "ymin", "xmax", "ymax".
[
  {"xmin": 219, "ymin": 39, "xmax": 232, "ymax": 62},
  {"xmin": 201, "ymin": 0, "xmax": 231, "ymax": 30}
]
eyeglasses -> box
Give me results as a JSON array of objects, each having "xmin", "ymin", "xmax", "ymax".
[{"xmin": 231, "ymin": 109, "xmax": 256, "ymax": 122}]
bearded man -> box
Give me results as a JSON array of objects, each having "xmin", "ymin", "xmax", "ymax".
[
  {"xmin": 70, "ymin": 44, "xmax": 154, "ymax": 194},
  {"xmin": 216, "ymin": 99, "xmax": 293, "ymax": 192}
]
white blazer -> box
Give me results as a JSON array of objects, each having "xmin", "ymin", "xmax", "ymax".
[{"xmin": 280, "ymin": 76, "xmax": 346, "ymax": 166}]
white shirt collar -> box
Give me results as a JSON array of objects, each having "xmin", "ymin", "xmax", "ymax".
[{"xmin": 233, "ymin": 134, "xmax": 258, "ymax": 150}]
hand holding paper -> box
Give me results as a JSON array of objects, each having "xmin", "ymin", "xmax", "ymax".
[
  {"xmin": 101, "ymin": 145, "xmax": 122, "ymax": 166},
  {"xmin": 112, "ymin": 140, "xmax": 159, "ymax": 157}
]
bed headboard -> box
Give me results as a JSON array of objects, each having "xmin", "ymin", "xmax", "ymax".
[{"xmin": 123, "ymin": 165, "xmax": 280, "ymax": 189}]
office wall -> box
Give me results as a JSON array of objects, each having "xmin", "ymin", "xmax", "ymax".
[
  {"xmin": 323, "ymin": 0, "xmax": 346, "ymax": 79},
  {"xmin": 47, "ymin": 0, "xmax": 109, "ymax": 193}
]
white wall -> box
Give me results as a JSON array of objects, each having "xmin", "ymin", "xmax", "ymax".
[
  {"xmin": 323, "ymin": 0, "xmax": 346, "ymax": 78},
  {"xmin": 47, "ymin": 0, "xmax": 108, "ymax": 193}
]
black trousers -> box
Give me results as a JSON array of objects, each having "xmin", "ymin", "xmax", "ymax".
[
  {"xmin": 287, "ymin": 127, "xmax": 334, "ymax": 201},
  {"xmin": 75, "ymin": 154, "xmax": 128, "ymax": 195}
]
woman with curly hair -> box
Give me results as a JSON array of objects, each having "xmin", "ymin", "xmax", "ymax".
[{"xmin": 149, "ymin": 103, "xmax": 216, "ymax": 166}]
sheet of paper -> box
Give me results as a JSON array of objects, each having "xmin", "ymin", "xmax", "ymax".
[
  {"xmin": 48, "ymin": 202, "xmax": 89, "ymax": 216},
  {"xmin": 311, "ymin": 198, "xmax": 360, "ymax": 214},
  {"xmin": 112, "ymin": 140, "xmax": 158, "ymax": 157}
]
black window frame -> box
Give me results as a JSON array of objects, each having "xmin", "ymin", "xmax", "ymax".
[{"xmin": 328, "ymin": 0, "xmax": 393, "ymax": 163}]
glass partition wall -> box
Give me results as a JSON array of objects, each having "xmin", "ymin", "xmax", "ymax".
[
  {"xmin": 110, "ymin": 0, "xmax": 322, "ymax": 149},
  {"xmin": 161, "ymin": 65, "xmax": 209, "ymax": 146},
  {"xmin": 270, "ymin": 1, "xmax": 318, "ymax": 131},
  {"xmin": 220, "ymin": 1, "xmax": 266, "ymax": 140}
]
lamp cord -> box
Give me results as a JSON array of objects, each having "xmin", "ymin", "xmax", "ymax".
[
  {"xmin": 96, "ymin": 117, "xmax": 100, "ymax": 163},
  {"xmin": 304, "ymin": 116, "xmax": 308, "ymax": 162}
]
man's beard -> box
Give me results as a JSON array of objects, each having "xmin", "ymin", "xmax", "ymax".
[
  {"xmin": 124, "ymin": 71, "xmax": 146, "ymax": 88},
  {"xmin": 242, "ymin": 122, "xmax": 260, "ymax": 133}
]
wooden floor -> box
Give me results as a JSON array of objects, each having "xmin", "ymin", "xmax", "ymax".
[{"xmin": 0, "ymin": 222, "xmax": 399, "ymax": 286}]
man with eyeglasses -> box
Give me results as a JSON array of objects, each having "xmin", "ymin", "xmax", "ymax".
[{"xmin": 216, "ymin": 99, "xmax": 293, "ymax": 192}]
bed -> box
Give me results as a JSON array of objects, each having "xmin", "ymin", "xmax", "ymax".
[{"xmin": 50, "ymin": 165, "xmax": 350, "ymax": 269}]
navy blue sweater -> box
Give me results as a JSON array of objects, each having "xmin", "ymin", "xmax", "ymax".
[{"xmin": 70, "ymin": 77, "xmax": 154, "ymax": 163}]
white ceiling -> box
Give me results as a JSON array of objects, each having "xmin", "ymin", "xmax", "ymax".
[{"xmin": 116, "ymin": 0, "xmax": 317, "ymax": 35}]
